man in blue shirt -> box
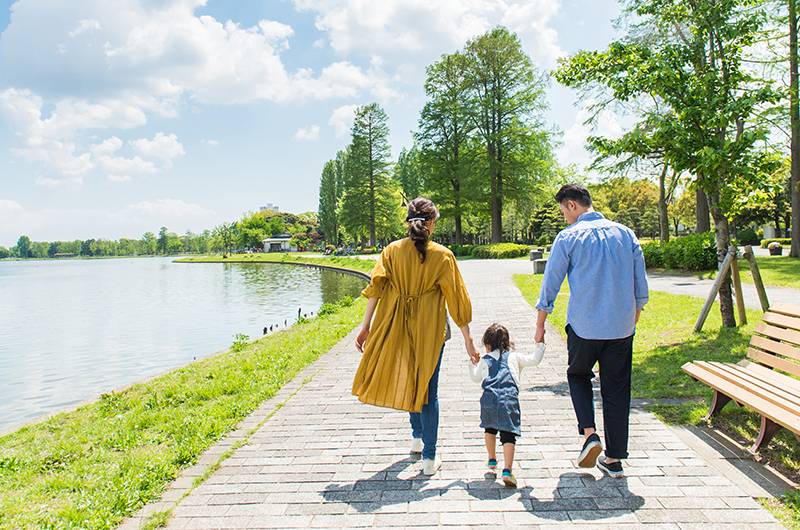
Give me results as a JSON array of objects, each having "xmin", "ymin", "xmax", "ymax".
[{"xmin": 534, "ymin": 184, "xmax": 649, "ymax": 478}]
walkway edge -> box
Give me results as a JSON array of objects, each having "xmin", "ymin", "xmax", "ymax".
[{"xmin": 116, "ymin": 325, "xmax": 361, "ymax": 530}]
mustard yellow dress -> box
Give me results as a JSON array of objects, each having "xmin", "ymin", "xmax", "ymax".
[{"xmin": 352, "ymin": 238, "xmax": 472, "ymax": 412}]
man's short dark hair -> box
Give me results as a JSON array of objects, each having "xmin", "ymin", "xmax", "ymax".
[{"xmin": 555, "ymin": 184, "xmax": 592, "ymax": 208}]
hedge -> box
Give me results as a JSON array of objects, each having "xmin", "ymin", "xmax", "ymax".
[
  {"xmin": 470, "ymin": 243, "xmax": 530, "ymax": 259},
  {"xmin": 760, "ymin": 238, "xmax": 792, "ymax": 249},
  {"xmin": 447, "ymin": 244, "xmax": 481, "ymax": 257},
  {"xmin": 641, "ymin": 232, "xmax": 718, "ymax": 271}
]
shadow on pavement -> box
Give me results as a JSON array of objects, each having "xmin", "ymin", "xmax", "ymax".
[{"xmin": 321, "ymin": 458, "xmax": 644, "ymax": 521}]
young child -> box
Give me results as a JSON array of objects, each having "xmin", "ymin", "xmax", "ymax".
[{"xmin": 469, "ymin": 323, "xmax": 545, "ymax": 487}]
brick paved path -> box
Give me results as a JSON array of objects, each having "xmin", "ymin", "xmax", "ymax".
[{"xmin": 148, "ymin": 259, "xmax": 782, "ymax": 529}]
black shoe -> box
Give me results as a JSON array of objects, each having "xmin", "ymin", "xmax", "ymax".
[
  {"xmin": 597, "ymin": 456, "xmax": 624, "ymax": 478},
  {"xmin": 577, "ymin": 433, "xmax": 602, "ymax": 468}
]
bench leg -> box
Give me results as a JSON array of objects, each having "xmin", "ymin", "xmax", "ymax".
[
  {"xmin": 749, "ymin": 416, "xmax": 784, "ymax": 455},
  {"xmin": 704, "ymin": 390, "xmax": 733, "ymax": 421}
]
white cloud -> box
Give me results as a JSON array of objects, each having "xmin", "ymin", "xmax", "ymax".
[
  {"xmin": 107, "ymin": 174, "xmax": 132, "ymax": 182},
  {"xmin": 130, "ymin": 132, "xmax": 185, "ymax": 161},
  {"xmin": 329, "ymin": 104, "xmax": 359, "ymax": 138},
  {"xmin": 294, "ymin": 0, "xmax": 565, "ymax": 66},
  {"xmin": 293, "ymin": 125, "xmax": 320, "ymax": 141},
  {"xmin": 203, "ymin": 139, "xmax": 219, "ymax": 146},
  {"xmin": 0, "ymin": 198, "xmax": 221, "ymax": 246},
  {"xmin": 69, "ymin": 19, "xmax": 101, "ymax": 38},
  {"xmin": 556, "ymin": 100, "xmax": 624, "ymax": 170}
]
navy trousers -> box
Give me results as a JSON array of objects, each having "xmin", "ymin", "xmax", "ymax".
[{"xmin": 566, "ymin": 324, "xmax": 634, "ymax": 460}]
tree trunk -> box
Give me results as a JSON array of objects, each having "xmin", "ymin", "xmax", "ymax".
[
  {"xmin": 711, "ymin": 203, "xmax": 736, "ymax": 327},
  {"xmin": 658, "ymin": 164, "xmax": 670, "ymax": 242},
  {"xmin": 791, "ymin": 0, "xmax": 800, "ymax": 257},
  {"xmin": 696, "ymin": 184, "xmax": 711, "ymax": 233}
]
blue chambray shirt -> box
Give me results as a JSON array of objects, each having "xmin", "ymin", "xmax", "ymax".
[{"xmin": 535, "ymin": 211, "xmax": 649, "ymax": 340}]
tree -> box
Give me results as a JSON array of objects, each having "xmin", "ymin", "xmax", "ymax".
[
  {"xmin": 16, "ymin": 235, "xmax": 31, "ymax": 258},
  {"xmin": 393, "ymin": 145, "xmax": 424, "ymax": 202},
  {"xmin": 416, "ymin": 51, "xmax": 477, "ymax": 245},
  {"xmin": 668, "ymin": 188, "xmax": 696, "ymax": 235},
  {"xmin": 213, "ymin": 222, "xmax": 234, "ymax": 258},
  {"xmin": 157, "ymin": 227, "xmax": 169, "ymax": 254},
  {"xmin": 339, "ymin": 103, "xmax": 394, "ymax": 246},
  {"xmin": 140, "ymin": 232, "xmax": 156, "ymax": 255},
  {"xmin": 465, "ymin": 26, "xmax": 552, "ymax": 243},
  {"xmin": 318, "ymin": 153, "xmax": 343, "ymax": 245},
  {"xmin": 556, "ymin": 0, "xmax": 779, "ymax": 327}
]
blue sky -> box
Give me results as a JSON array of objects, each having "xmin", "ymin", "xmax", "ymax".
[{"xmin": 0, "ymin": 0, "xmax": 624, "ymax": 247}]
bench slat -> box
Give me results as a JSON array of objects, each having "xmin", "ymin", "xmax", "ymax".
[
  {"xmin": 704, "ymin": 361, "xmax": 800, "ymax": 412},
  {"xmin": 762, "ymin": 312, "xmax": 800, "ymax": 334},
  {"xmin": 737, "ymin": 359, "xmax": 800, "ymax": 395},
  {"xmin": 770, "ymin": 302, "xmax": 800, "ymax": 320},
  {"xmin": 755, "ymin": 323, "xmax": 800, "ymax": 348},
  {"xmin": 747, "ymin": 346, "xmax": 800, "ymax": 379},
  {"xmin": 682, "ymin": 361, "xmax": 800, "ymax": 433},
  {"xmin": 749, "ymin": 334, "xmax": 800, "ymax": 364}
]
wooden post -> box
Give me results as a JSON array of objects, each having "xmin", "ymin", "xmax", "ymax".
[
  {"xmin": 731, "ymin": 252, "xmax": 747, "ymax": 325},
  {"xmin": 694, "ymin": 246, "xmax": 737, "ymax": 332},
  {"xmin": 743, "ymin": 245, "xmax": 770, "ymax": 311}
]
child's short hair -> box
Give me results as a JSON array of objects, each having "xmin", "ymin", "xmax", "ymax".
[{"xmin": 482, "ymin": 323, "xmax": 514, "ymax": 352}]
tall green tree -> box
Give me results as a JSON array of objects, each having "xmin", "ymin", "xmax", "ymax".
[
  {"xmin": 16, "ymin": 235, "xmax": 31, "ymax": 258},
  {"xmin": 339, "ymin": 103, "xmax": 394, "ymax": 246},
  {"xmin": 416, "ymin": 51, "xmax": 476, "ymax": 245},
  {"xmin": 556, "ymin": 0, "xmax": 779, "ymax": 327},
  {"xmin": 318, "ymin": 151, "xmax": 345, "ymax": 245},
  {"xmin": 464, "ymin": 26, "xmax": 552, "ymax": 243},
  {"xmin": 393, "ymin": 145, "xmax": 424, "ymax": 202}
]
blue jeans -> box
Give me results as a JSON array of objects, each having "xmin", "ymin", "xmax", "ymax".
[{"xmin": 409, "ymin": 345, "xmax": 444, "ymax": 460}]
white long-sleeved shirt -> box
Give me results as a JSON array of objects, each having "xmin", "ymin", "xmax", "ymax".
[{"xmin": 468, "ymin": 343, "xmax": 546, "ymax": 387}]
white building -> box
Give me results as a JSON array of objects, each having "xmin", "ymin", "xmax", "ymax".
[
  {"xmin": 260, "ymin": 203, "xmax": 280, "ymax": 212},
  {"xmin": 262, "ymin": 232, "xmax": 296, "ymax": 252}
]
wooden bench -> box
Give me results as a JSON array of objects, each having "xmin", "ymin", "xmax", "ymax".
[{"xmin": 682, "ymin": 302, "xmax": 800, "ymax": 454}]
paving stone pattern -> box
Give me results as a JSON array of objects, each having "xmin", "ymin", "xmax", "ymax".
[{"xmin": 139, "ymin": 259, "xmax": 783, "ymax": 529}]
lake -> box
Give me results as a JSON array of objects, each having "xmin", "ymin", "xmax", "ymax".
[{"xmin": 0, "ymin": 257, "xmax": 367, "ymax": 433}]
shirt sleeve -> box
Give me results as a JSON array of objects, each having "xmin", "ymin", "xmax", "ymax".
[
  {"xmin": 631, "ymin": 237, "xmax": 649, "ymax": 310},
  {"xmin": 361, "ymin": 249, "xmax": 390, "ymax": 299},
  {"xmin": 468, "ymin": 358, "xmax": 488, "ymax": 383},
  {"xmin": 438, "ymin": 254, "xmax": 473, "ymax": 328},
  {"xmin": 514, "ymin": 343, "xmax": 546, "ymax": 369},
  {"xmin": 535, "ymin": 233, "xmax": 570, "ymax": 314}
]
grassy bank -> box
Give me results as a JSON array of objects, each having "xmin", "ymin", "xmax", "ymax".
[
  {"xmin": 514, "ymin": 273, "xmax": 800, "ymax": 525},
  {"xmin": 654, "ymin": 255, "xmax": 800, "ymax": 290},
  {"xmin": 175, "ymin": 253, "xmax": 377, "ymax": 274},
  {"xmin": 0, "ymin": 294, "xmax": 367, "ymax": 530}
]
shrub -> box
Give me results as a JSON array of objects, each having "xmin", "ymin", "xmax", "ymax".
[
  {"xmin": 737, "ymin": 228, "xmax": 760, "ymax": 246},
  {"xmin": 447, "ymin": 244, "xmax": 479, "ymax": 257},
  {"xmin": 761, "ymin": 238, "xmax": 791, "ymax": 249},
  {"xmin": 471, "ymin": 243, "xmax": 530, "ymax": 259},
  {"xmin": 649, "ymin": 232, "xmax": 717, "ymax": 271},
  {"xmin": 537, "ymin": 235, "xmax": 549, "ymax": 246},
  {"xmin": 641, "ymin": 241, "xmax": 663, "ymax": 268}
]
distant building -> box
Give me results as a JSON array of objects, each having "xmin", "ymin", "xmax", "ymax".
[
  {"xmin": 262, "ymin": 232, "xmax": 296, "ymax": 252},
  {"xmin": 260, "ymin": 203, "xmax": 280, "ymax": 212}
]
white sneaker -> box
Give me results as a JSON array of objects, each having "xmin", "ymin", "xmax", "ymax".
[
  {"xmin": 410, "ymin": 438, "xmax": 423, "ymax": 453},
  {"xmin": 422, "ymin": 456, "xmax": 442, "ymax": 476}
]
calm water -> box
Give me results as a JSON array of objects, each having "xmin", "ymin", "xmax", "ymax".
[{"xmin": 0, "ymin": 257, "xmax": 366, "ymax": 432}]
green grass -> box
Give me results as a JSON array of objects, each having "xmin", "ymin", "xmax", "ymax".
[
  {"xmin": 513, "ymin": 273, "xmax": 800, "ymax": 484},
  {"xmin": 0, "ymin": 295, "xmax": 366, "ymax": 530},
  {"xmin": 655, "ymin": 255, "xmax": 800, "ymax": 290},
  {"xmin": 176, "ymin": 253, "xmax": 377, "ymax": 274}
]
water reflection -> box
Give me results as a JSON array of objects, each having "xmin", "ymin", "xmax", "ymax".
[{"xmin": 0, "ymin": 257, "xmax": 366, "ymax": 432}]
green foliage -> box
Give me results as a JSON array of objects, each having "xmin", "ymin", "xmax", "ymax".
[
  {"xmin": 737, "ymin": 228, "xmax": 760, "ymax": 246},
  {"xmin": 229, "ymin": 333, "xmax": 250, "ymax": 353},
  {"xmin": 642, "ymin": 232, "xmax": 718, "ymax": 271},
  {"xmin": 0, "ymin": 295, "xmax": 367, "ymax": 530},
  {"xmin": 471, "ymin": 243, "xmax": 529, "ymax": 259},
  {"xmin": 447, "ymin": 244, "xmax": 480, "ymax": 257},
  {"xmin": 761, "ymin": 238, "xmax": 792, "ymax": 248},
  {"xmin": 318, "ymin": 153, "xmax": 344, "ymax": 245}
]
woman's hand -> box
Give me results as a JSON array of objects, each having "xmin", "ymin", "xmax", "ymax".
[
  {"xmin": 355, "ymin": 326, "xmax": 370, "ymax": 353},
  {"xmin": 466, "ymin": 341, "xmax": 480, "ymax": 364}
]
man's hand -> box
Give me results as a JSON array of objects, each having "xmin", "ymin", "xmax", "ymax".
[
  {"xmin": 534, "ymin": 309, "xmax": 548, "ymax": 344},
  {"xmin": 534, "ymin": 325, "xmax": 546, "ymax": 344}
]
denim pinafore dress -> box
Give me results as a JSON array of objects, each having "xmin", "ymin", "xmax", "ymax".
[{"xmin": 479, "ymin": 351, "xmax": 521, "ymax": 436}]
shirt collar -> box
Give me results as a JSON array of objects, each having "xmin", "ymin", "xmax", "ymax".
[
  {"xmin": 577, "ymin": 211, "xmax": 604, "ymax": 222},
  {"xmin": 482, "ymin": 349, "xmax": 501, "ymax": 360}
]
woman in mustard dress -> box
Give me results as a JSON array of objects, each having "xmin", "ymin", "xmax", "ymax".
[{"xmin": 353, "ymin": 197, "xmax": 480, "ymax": 475}]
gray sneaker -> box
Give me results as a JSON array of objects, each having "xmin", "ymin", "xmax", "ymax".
[
  {"xmin": 577, "ymin": 433, "xmax": 602, "ymax": 468},
  {"xmin": 597, "ymin": 456, "xmax": 624, "ymax": 478}
]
